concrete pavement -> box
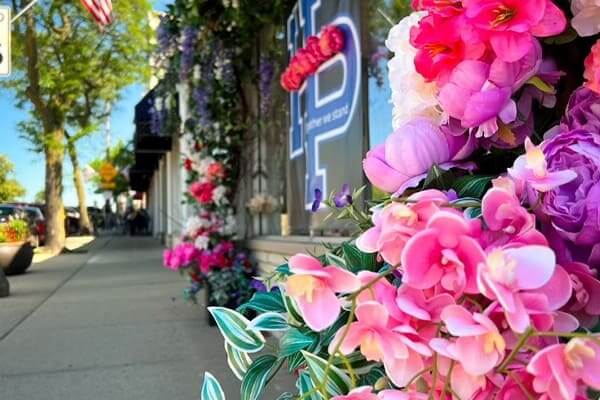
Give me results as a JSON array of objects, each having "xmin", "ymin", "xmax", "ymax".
[{"xmin": 0, "ymin": 236, "xmax": 292, "ymax": 400}]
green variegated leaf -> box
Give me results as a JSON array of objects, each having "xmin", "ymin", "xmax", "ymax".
[
  {"xmin": 250, "ymin": 312, "xmax": 289, "ymax": 331},
  {"xmin": 325, "ymin": 253, "xmax": 347, "ymax": 269},
  {"xmin": 282, "ymin": 292, "xmax": 304, "ymax": 324},
  {"xmin": 287, "ymin": 351, "xmax": 306, "ymax": 372},
  {"xmin": 359, "ymin": 366, "xmax": 387, "ymax": 388},
  {"xmin": 449, "ymin": 197, "xmax": 482, "ymax": 208},
  {"xmin": 453, "ymin": 175, "xmax": 492, "ymax": 199},
  {"xmin": 208, "ymin": 307, "xmax": 265, "ymax": 353},
  {"xmin": 238, "ymin": 291, "xmax": 286, "ymax": 313},
  {"xmin": 333, "ymin": 351, "xmax": 376, "ymax": 374},
  {"xmin": 342, "ymin": 242, "xmax": 378, "ymax": 273},
  {"xmin": 301, "ymin": 351, "xmax": 352, "ymax": 396},
  {"xmin": 201, "ymin": 372, "xmax": 226, "ymax": 400},
  {"xmin": 275, "ymin": 393, "xmax": 294, "ymax": 400},
  {"xmin": 241, "ymin": 355, "xmax": 283, "ymax": 400},
  {"xmin": 225, "ymin": 342, "xmax": 252, "ymax": 380},
  {"xmin": 280, "ymin": 328, "xmax": 318, "ymax": 357},
  {"xmin": 297, "ymin": 371, "xmax": 324, "ymax": 400}
]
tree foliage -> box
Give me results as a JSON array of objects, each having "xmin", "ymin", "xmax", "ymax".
[
  {"xmin": 89, "ymin": 140, "xmax": 135, "ymax": 197},
  {"xmin": 0, "ymin": 155, "xmax": 26, "ymax": 202}
]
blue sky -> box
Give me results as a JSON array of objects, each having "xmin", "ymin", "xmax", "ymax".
[{"xmin": 0, "ymin": 0, "xmax": 170, "ymax": 206}]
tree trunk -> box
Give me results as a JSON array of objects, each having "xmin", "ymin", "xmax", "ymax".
[
  {"xmin": 67, "ymin": 140, "xmax": 93, "ymax": 235},
  {"xmin": 44, "ymin": 128, "xmax": 66, "ymax": 254}
]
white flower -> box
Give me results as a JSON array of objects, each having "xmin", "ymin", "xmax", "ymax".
[
  {"xmin": 212, "ymin": 185, "xmax": 228, "ymax": 205},
  {"xmin": 220, "ymin": 214, "xmax": 237, "ymax": 236},
  {"xmin": 386, "ymin": 12, "xmax": 445, "ymax": 130},
  {"xmin": 194, "ymin": 235, "xmax": 210, "ymax": 250},
  {"xmin": 571, "ymin": 0, "xmax": 600, "ymax": 37}
]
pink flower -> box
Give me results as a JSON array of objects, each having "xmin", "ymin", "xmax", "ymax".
[
  {"xmin": 508, "ymin": 138, "xmax": 577, "ymax": 192},
  {"xmin": 206, "ymin": 162, "xmax": 225, "ymax": 181},
  {"xmin": 477, "ymin": 245, "xmax": 565, "ymax": 332},
  {"xmin": 496, "ymin": 370, "xmax": 537, "ymax": 400},
  {"xmin": 331, "ymin": 387, "xmax": 379, "ymax": 400},
  {"xmin": 189, "ymin": 181, "xmax": 216, "ymax": 204},
  {"xmin": 584, "ymin": 39, "xmax": 600, "ymax": 95},
  {"xmin": 527, "ymin": 338, "xmax": 600, "ymax": 400},
  {"xmin": 379, "ymin": 390, "xmax": 427, "ymax": 400},
  {"xmin": 438, "ymin": 60, "xmax": 517, "ymax": 137},
  {"xmin": 431, "ymin": 305, "xmax": 505, "ymax": 375},
  {"xmin": 410, "ymin": 13, "xmax": 486, "ymax": 84},
  {"xmin": 329, "ymin": 301, "xmax": 432, "ymax": 387},
  {"xmin": 571, "ymin": 0, "xmax": 600, "ymax": 37},
  {"xmin": 319, "ymin": 25, "xmax": 345, "ymax": 57},
  {"xmin": 462, "ymin": 0, "xmax": 566, "ymax": 62},
  {"xmin": 563, "ymin": 262, "xmax": 600, "ymax": 328},
  {"xmin": 356, "ymin": 190, "xmax": 449, "ymax": 266},
  {"xmin": 285, "ymin": 254, "xmax": 360, "ymax": 331},
  {"xmin": 411, "ymin": 0, "xmax": 463, "ymax": 17},
  {"xmin": 402, "ymin": 210, "xmax": 485, "ymax": 295},
  {"xmin": 362, "ymin": 118, "xmax": 475, "ymax": 196},
  {"xmin": 395, "ymin": 286, "xmax": 454, "ymax": 322}
]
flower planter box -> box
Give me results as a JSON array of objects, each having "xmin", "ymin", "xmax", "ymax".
[{"xmin": 0, "ymin": 241, "xmax": 34, "ymax": 276}]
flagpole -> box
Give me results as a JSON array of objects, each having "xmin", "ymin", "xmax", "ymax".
[{"xmin": 11, "ymin": 0, "xmax": 39, "ymax": 23}]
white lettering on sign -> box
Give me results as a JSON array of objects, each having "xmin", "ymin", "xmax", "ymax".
[{"xmin": 0, "ymin": 6, "xmax": 10, "ymax": 77}]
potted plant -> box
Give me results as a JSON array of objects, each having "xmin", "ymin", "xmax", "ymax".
[{"xmin": 0, "ymin": 218, "xmax": 34, "ymax": 275}]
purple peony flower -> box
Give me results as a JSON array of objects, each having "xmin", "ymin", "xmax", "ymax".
[
  {"xmin": 362, "ymin": 118, "xmax": 475, "ymax": 197},
  {"xmin": 560, "ymin": 87, "xmax": 600, "ymax": 133},
  {"xmin": 542, "ymin": 127, "xmax": 600, "ymax": 268}
]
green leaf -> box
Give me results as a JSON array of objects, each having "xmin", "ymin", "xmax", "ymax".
[
  {"xmin": 325, "ymin": 253, "xmax": 347, "ymax": 269},
  {"xmin": 453, "ymin": 175, "xmax": 492, "ymax": 199},
  {"xmin": 225, "ymin": 342, "xmax": 252, "ymax": 381},
  {"xmin": 208, "ymin": 307, "xmax": 265, "ymax": 353},
  {"xmin": 297, "ymin": 371, "xmax": 324, "ymax": 400},
  {"xmin": 423, "ymin": 165, "xmax": 454, "ymax": 190},
  {"xmin": 241, "ymin": 355, "xmax": 283, "ymax": 400},
  {"xmin": 238, "ymin": 291, "xmax": 286, "ymax": 314},
  {"xmin": 526, "ymin": 76, "xmax": 555, "ymax": 94},
  {"xmin": 301, "ymin": 351, "xmax": 352, "ymax": 396},
  {"xmin": 280, "ymin": 328, "xmax": 319, "ymax": 357},
  {"xmin": 275, "ymin": 263, "xmax": 291, "ymax": 275},
  {"xmin": 332, "ymin": 351, "xmax": 375, "ymax": 374},
  {"xmin": 321, "ymin": 311, "xmax": 350, "ymax": 347},
  {"xmin": 250, "ymin": 312, "xmax": 289, "ymax": 331},
  {"xmin": 275, "ymin": 393, "xmax": 294, "ymax": 400},
  {"xmin": 342, "ymin": 243, "xmax": 378, "ymax": 273},
  {"xmin": 449, "ymin": 197, "xmax": 482, "ymax": 208},
  {"xmin": 201, "ymin": 372, "xmax": 226, "ymax": 400},
  {"xmin": 465, "ymin": 207, "xmax": 483, "ymax": 219},
  {"xmin": 358, "ymin": 366, "xmax": 387, "ymax": 387},
  {"xmin": 287, "ymin": 351, "xmax": 306, "ymax": 372},
  {"xmin": 282, "ymin": 293, "xmax": 304, "ymax": 324}
]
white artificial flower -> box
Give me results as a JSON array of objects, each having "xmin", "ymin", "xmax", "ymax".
[
  {"xmin": 194, "ymin": 235, "xmax": 210, "ymax": 250},
  {"xmin": 386, "ymin": 12, "xmax": 446, "ymax": 130},
  {"xmin": 212, "ymin": 185, "xmax": 228, "ymax": 205},
  {"xmin": 194, "ymin": 157, "xmax": 215, "ymax": 177},
  {"xmin": 220, "ymin": 214, "xmax": 237, "ymax": 236},
  {"xmin": 571, "ymin": 0, "xmax": 600, "ymax": 37}
]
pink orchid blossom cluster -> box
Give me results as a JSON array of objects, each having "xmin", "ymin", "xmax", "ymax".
[{"xmin": 284, "ymin": 181, "xmax": 600, "ymax": 399}]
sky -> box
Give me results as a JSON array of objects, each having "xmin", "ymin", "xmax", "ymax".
[{"xmin": 0, "ymin": 0, "xmax": 170, "ymax": 207}]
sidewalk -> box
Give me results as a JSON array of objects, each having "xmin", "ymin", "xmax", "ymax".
[{"xmin": 0, "ymin": 236, "xmax": 291, "ymax": 400}]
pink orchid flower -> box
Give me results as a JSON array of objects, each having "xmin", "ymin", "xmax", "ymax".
[
  {"xmin": 379, "ymin": 390, "xmax": 427, "ymax": 400},
  {"xmin": 431, "ymin": 305, "xmax": 506, "ymax": 375},
  {"xmin": 331, "ymin": 386, "xmax": 379, "ymax": 400},
  {"xmin": 395, "ymin": 286, "xmax": 455, "ymax": 323},
  {"xmin": 496, "ymin": 370, "xmax": 537, "ymax": 400},
  {"xmin": 356, "ymin": 190, "xmax": 449, "ymax": 266},
  {"xmin": 438, "ymin": 60, "xmax": 517, "ymax": 138},
  {"xmin": 508, "ymin": 138, "xmax": 577, "ymax": 192},
  {"xmin": 462, "ymin": 0, "xmax": 567, "ymax": 62},
  {"xmin": 563, "ymin": 262, "xmax": 600, "ymax": 328},
  {"xmin": 329, "ymin": 301, "xmax": 432, "ymax": 387},
  {"xmin": 285, "ymin": 254, "xmax": 360, "ymax": 331},
  {"xmin": 477, "ymin": 245, "xmax": 563, "ymax": 332},
  {"xmin": 356, "ymin": 271, "xmax": 408, "ymax": 324},
  {"xmin": 402, "ymin": 210, "xmax": 485, "ymax": 295},
  {"xmin": 527, "ymin": 338, "xmax": 600, "ymax": 400}
]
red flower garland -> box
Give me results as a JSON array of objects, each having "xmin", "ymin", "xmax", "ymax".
[{"xmin": 280, "ymin": 25, "xmax": 345, "ymax": 92}]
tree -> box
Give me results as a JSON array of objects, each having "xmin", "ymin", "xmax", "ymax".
[
  {"xmin": 3, "ymin": 0, "xmax": 153, "ymax": 253},
  {"xmin": 34, "ymin": 189, "xmax": 45, "ymax": 203},
  {"xmin": 0, "ymin": 155, "xmax": 26, "ymax": 202},
  {"xmin": 89, "ymin": 140, "xmax": 134, "ymax": 197}
]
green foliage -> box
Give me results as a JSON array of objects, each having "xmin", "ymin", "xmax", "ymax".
[
  {"xmin": 301, "ymin": 351, "xmax": 352, "ymax": 397},
  {"xmin": 34, "ymin": 190, "xmax": 45, "ymax": 204},
  {"xmin": 225, "ymin": 342, "xmax": 252, "ymax": 381},
  {"xmin": 342, "ymin": 243, "xmax": 379, "ymax": 273},
  {"xmin": 240, "ymin": 355, "xmax": 283, "ymax": 400},
  {"xmin": 200, "ymin": 372, "xmax": 226, "ymax": 400},
  {"xmin": 89, "ymin": 140, "xmax": 135, "ymax": 196},
  {"xmin": 237, "ymin": 291, "xmax": 286, "ymax": 314},
  {"xmin": 0, "ymin": 155, "xmax": 26, "ymax": 202},
  {"xmin": 206, "ymin": 266, "xmax": 254, "ymax": 308},
  {"xmin": 249, "ymin": 312, "xmax": 289, "ymax": 332},
  {"xmin": 453, "ymin": 175, "xmax": 493, "ymax": 199},
  {"xmin": 208, "ymin": 307, "xmax": 265, "ymax": 353}
]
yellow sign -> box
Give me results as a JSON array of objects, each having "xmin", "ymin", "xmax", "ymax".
[
  {"xmin": 99, "ymin": 162, "xmax": 118, "ymax": 182},
  {"xmin": 100, "ymin": 182, "xmax": 116, "ymax": 190},
  {"xmin": 0, "ymin": 6, "xmax": 10, "ymax": 77}
]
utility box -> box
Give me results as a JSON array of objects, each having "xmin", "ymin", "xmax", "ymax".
[{"xmin": 0, "ymin": 6, "xmax": 10, "ymax": 77}]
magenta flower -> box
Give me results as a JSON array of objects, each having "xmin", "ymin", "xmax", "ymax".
[
  {"xmin": 431, "ymin": 305, "xmax": 505, "ymax": 375},
  {"xmin": 362, "ymin": 118, "xmax": 475, "ymax": 196},
  {"xmin": 438, "ymin": 60, "xmax": 517, "ymax": 137},
  {"xmin": 477, "ymin": 246, "xmax": 569, "ymax": 333},
  {"xmin": 329, "ymin": 301, "xmax": 432, "ymax": 387},
  {"xmin": 285, "ymin": 254, "xmax": 360, "ymax": 331},
  {"xmin": 563, "ymin": 262, "xmax": 600, "ymax": 328},
  {"xmin": 527, "ymin": 338, "xmax": 600, "ymax": 400},
  {"xmin": 462, "ymin": 0, "xmax": 566, "ymax": 62},
  {"xmin": 331, "ymin": 387, "xmax": 379, "ymax": 400},
  {"xmin": 401, "ymin": 211, "xmax": 485, "ymax": 295}
]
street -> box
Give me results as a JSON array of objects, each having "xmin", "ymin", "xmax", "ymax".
[{"xmin": 0, "ymin": 236, "xmax": 290, "ymax": 400}]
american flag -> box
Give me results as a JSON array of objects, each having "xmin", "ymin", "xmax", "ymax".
[{"xmin": 80, "ymin": 0, "xmax": 113, "ymax": 27}]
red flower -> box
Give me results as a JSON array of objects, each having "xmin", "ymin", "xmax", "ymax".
[
  {"xmin": 584, "ymin": 39, "xmax": 600, "ymax": 95},
  {"xmin": 207, "ymin": 162, "xmax": 225, "ymax": 181},
  {"xmin": 319, "ymin": 25, "xmax": 344, "ymax": 57},
  {"xmin": 306, "ymin": 35, "xmax": 327, "ymax": 64},
  {"xmin": 280, "ymin": 68, "xmax": 304, "ymax": 91},
  {"xmin": 189, "ymin": 181, "xmax": 215, "ymax": 204},
  {"xmin": 183, "ymin": 158, "xmax": 193, "ymax": 171},
  {"xmin": 290, "ymin": 48, "xmax": 320, "ymax": 76}
]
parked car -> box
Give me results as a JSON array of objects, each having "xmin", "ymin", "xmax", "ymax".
[
  {"xmin": 22, "ymin": 206, "xmax": 46, "ymax": 246},
  {"xmin": 65, "ymin": 207, "xmax": 81, "ymax": 235}
]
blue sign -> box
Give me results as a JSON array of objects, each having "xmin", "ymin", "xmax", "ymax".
[{"xmin": 287, "ymin": 0, "xmax": 361, "ymax": 210}]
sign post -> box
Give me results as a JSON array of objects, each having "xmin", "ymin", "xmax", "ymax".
[{"xmin": 0, "ymin": 6, "xmax": 10, "ymax": 77}]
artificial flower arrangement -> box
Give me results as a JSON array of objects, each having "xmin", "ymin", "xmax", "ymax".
[
  {"xmin": 247, "ymin": 193, "xmax": 279, "ymax": 215},
  {"xmin": 280, "ymin": 25, "xmax": 345, "ymax": 92},
  {"xmin": 198, "ymin": 1, "xmax": 600, "ymax": 399}
]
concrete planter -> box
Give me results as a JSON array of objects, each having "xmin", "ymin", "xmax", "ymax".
[
  {"xmin": 0, "ymin": 242, "xmax": 34, "ymax": 276},
  {"xmin": 0, "ymin": 267, "xmax": 9, "ymax": 297}
]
